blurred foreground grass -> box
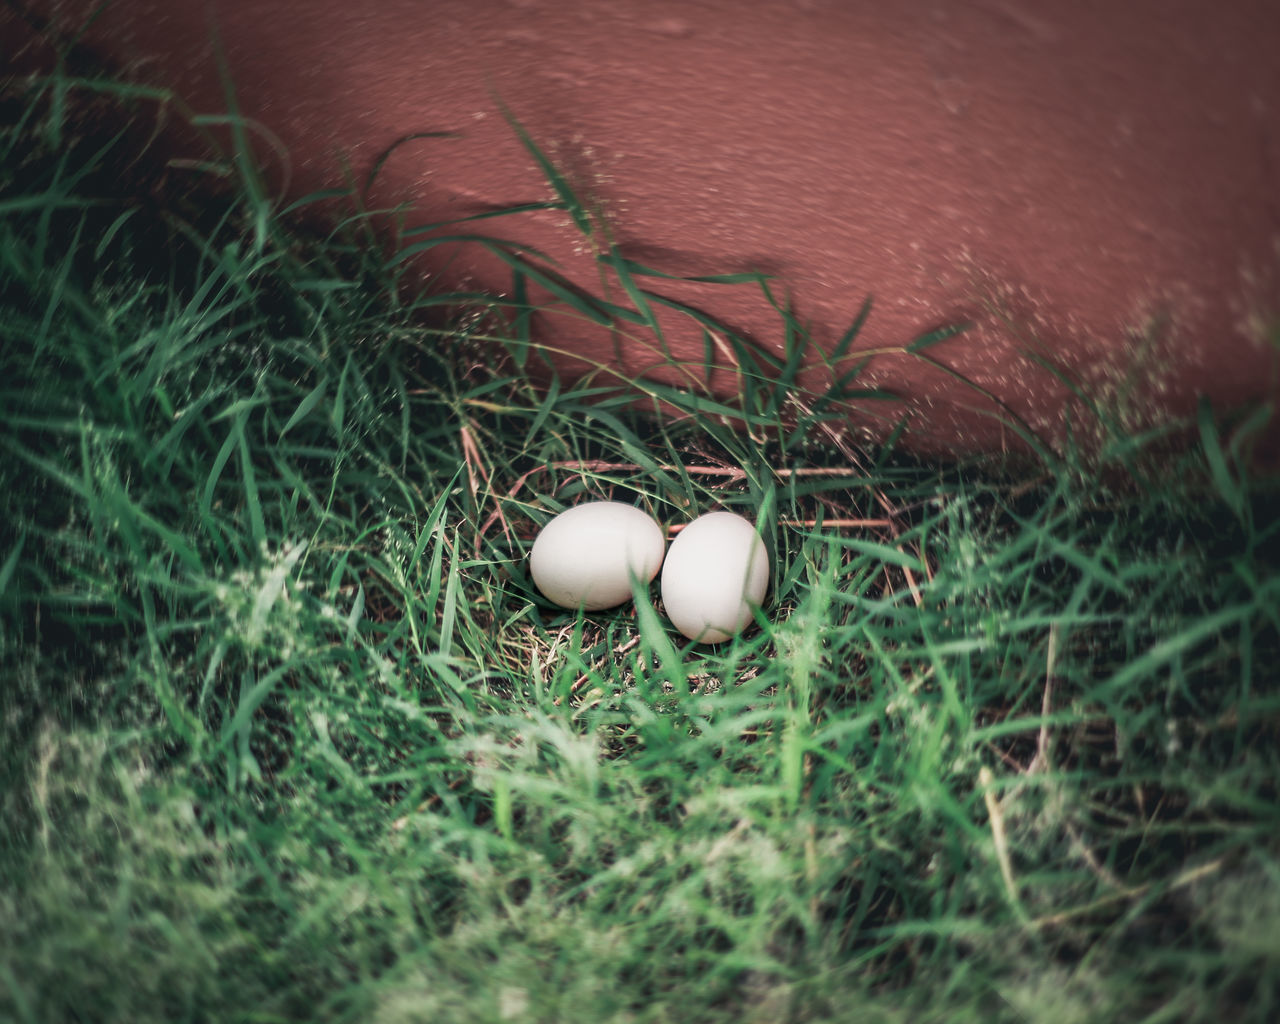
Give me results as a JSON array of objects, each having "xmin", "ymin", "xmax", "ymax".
[{"xmin": 2, "ymin": 58, "xmax": 1279, "ymax": 1024}]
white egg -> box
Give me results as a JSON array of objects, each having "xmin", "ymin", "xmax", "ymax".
[
  {"xmin": 529, "ymin": 501, "xmax": 666, "ymax": 611},
  {"xmin": 660, "ymin": 511, "xmax": 769, "ymax": 643}
]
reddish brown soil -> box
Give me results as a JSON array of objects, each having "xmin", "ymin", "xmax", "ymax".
[{"xmin": 8, "ymin": 0, "xmax": 1279, "ymax": 456}]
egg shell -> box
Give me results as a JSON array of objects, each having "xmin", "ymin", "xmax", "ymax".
[
  {"xmin": 529, "ymin": 501, "xmax": 666, "ymax": 611},
  {"xmin": 660, "ymin": 511, "xmax": 769, "ymax": 643}
]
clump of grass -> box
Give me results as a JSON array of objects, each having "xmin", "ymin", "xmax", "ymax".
[{"xmin": 3, "ymin": 51, "xmax": 1279, "ymax": 1024}]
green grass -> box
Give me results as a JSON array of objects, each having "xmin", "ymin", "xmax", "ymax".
[{"xmin": 3, "ymin": 57, "xmax": 1280, "ymax": 1024}]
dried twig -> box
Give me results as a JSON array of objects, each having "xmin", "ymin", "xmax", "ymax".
[
  {"xmin": 1032, "ymin": 858, "xmax": 1224, "ymax": 930},
  {"xmin": 479, "ymin": 458, "xmax": 890, "ymax": 547},
  {"xmin": 1028, "ymin": 622, "xmax": 1059, "ymax": 775},
  {"xmin": 979, "ymin": 765, "xmax": 1022, "ymax": 911},
  {"xmin": 1026, "ymin": 622, "xmax": 1131, "ymax": 895},
  {"xmin": 669, "ymin": 516, "xmax": 892, "ymax": 535},
  {"xmin": 461, "ymin": 423, "xmax": 514, "ymax": 555}
]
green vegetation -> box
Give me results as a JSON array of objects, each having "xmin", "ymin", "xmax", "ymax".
[{"xmin": 3, "ymin": 58, "xmax": 1279, "ymax": 1024}]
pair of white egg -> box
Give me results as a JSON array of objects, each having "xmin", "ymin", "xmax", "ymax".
[{"xmin": 528, "ymin": 501, "xmax": 769, "ymax": 644}]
